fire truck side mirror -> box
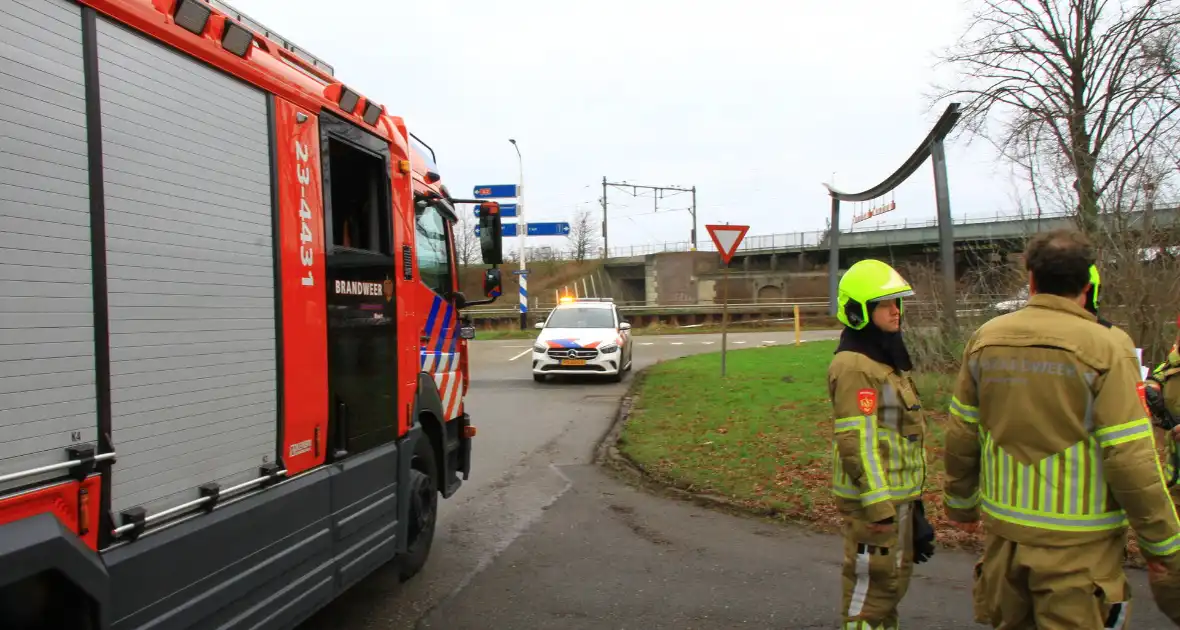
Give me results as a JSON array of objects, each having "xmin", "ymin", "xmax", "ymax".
[
  {"xmin": 478, "ymin": 202, "xmax": 503, "ymax": 264},
  {"xmin": 482, "ymin": 268, "xmax": 503, "ymax": 298}
]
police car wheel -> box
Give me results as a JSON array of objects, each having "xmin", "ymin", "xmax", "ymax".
[{"xmin": 533, "ymin": 374, "xmax": 546, "ymax": 383}]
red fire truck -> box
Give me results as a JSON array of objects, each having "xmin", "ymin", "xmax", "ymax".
[{"xmin": 0, "ymin": 0, "xmax": 506, "ymax": 627}]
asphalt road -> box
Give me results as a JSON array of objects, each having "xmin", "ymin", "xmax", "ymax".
[{"xmin": 299, "ymin": 329, "xmax": 1177, "ymax": 629}]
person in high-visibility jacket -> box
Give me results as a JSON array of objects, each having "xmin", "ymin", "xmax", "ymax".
[
  {"xmin": 943, "ymin": 229, "xmax": 1180, "ymax": 627},
  {"xmin": 1146, "ymin": 316, "xmax": 1180, "ymax": 499},
  {"xmin": 829, "ymin": 259, "xmax": 934, "ymax": 630},
  {"xmin": 1086, "ymin": 264, "xmax": 1180, "ymax": 497}
]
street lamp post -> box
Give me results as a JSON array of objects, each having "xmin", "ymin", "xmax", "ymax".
[{"xmin": 509, "ymin": 139, "xmax": 527, "ymax": 330}]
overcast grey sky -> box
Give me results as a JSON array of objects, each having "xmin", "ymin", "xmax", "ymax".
[{"xmin": 232, "ymin": 0, "xmax": 1022, "ymax": 252}]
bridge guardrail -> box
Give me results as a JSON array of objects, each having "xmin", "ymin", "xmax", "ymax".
[{"xmin": 603, "ymin": 204, "xmax": 1177, "ymax": 259}]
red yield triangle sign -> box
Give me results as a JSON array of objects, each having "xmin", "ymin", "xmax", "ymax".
[{"xmin": 705, "ymin": 224, "xmax": 750, "ymax": 265}]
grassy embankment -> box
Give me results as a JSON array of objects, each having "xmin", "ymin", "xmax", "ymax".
[{"xmin": 616, "ymin": 339, "xmax": 985, "ymax": 550}]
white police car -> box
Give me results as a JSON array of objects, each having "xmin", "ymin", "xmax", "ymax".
[{"xmin": 532, "ymin": 298, "xmax": 633, "ymax": 382}]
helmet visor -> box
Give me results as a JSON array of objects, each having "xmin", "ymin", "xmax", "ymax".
[{"xmin": 872, "ymin": 289, "xmax": 915, "ymax": 302}]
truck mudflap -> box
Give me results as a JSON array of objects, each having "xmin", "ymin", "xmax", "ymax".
[
  {"xmin": 0, "ymin": 512, "xmax": 110, "ymax": 629},
  {"xmin": 457, "ymin": 412, "xmax": 473, "ymax": 480}
]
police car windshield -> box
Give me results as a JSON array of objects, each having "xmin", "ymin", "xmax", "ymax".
[{"xmin": 546, "ymin": 308, "xmax": 615, "ymax": 329}]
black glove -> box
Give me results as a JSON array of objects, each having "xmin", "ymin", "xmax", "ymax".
[
  {"xmin": 1146, "ymin": 383, "xmax": 1172, "ymax": 427},
  {"xmin": 913, "ymin": 500, "xmax": 936, "ymax": 564}
]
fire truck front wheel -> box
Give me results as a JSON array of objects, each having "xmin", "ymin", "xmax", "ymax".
[{"xmin": 399, "ymin": 437, "xmax": 439, "ymax": 582}]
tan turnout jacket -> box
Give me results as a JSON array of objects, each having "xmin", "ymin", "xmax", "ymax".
[
  {"xmin": 943, "ymin": 294, "xmax": 1180, "ymax": 563},
  {"xmin": 829, "ymin": 351, "xmax": 928, "ymax": 523}
]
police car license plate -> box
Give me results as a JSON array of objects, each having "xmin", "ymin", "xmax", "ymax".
[{"xmin": 560, "ymin": 359, "xmax": 587, "ymax": 366}]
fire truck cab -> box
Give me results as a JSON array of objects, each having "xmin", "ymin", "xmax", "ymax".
[{"xmin": 0, "ymin": 0, "xmax": 505, "ymax": 628}]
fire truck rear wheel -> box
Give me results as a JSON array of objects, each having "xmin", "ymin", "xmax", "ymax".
[{"xmin": 399, "ymin": 437, "xmax": 439, "ymax": 582}]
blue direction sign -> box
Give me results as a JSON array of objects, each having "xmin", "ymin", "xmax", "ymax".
[
  {"xmin": 475, "ymin": 222, "xmax": 570, "ymax": 237},
  {"xmin": 474, "ymin": 203, "xmax": 517, "ymax": 218},
  {"xmin": 526, "ymin": 222, "xmax": 570, "ymax": 236},
  {"xmin": 473, "ymin": 184, "xmax": 518, "ymax": 199}
]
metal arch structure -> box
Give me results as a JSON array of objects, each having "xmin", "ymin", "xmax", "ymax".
[{"xmin": 824, "ymin": 103, "xmax": 963, "ymax": 328}]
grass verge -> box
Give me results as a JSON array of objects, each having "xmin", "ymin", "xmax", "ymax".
[{"xmin": 616, "ymin": 339, "xmax": 985, "ymax": 551}]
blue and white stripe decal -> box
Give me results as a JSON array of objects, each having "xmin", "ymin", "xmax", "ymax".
[{"xmin": 419, "ymin": 292, "xmax": 465, "ymax": 419}]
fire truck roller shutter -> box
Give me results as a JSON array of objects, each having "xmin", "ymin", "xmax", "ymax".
[
  {"xmin": 95, "ymin": 16, "xmax": 279, "ymax": 516},
  {"xmin": 0, "ymin": 0, "xmax": 101, "ymax": 493}
]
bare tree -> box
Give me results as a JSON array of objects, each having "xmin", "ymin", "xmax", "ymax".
[
  {"xmin": 932, "ymin": 0, "xmax": 1180, "ymax": 231},
  {"xmin": 455, "ymin": 213, "xmax": 479, "ymax": 266},
  {"xmin": 566, "ymin": 209, "xmax": 599, "ymax": 262},
  {"xmin": 504, "ymin": 246, "xmax": 521, "ymax": 265}
]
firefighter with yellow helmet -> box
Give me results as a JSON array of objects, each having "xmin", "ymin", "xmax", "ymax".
[
  {"xmin": 829, "ymin": 258, "xmax": 935, "ymax": 629},
  {"xmin": 942, "ymin": 229, "xmax": 1180, "ymax": 627},
  {"xmin": 1087, "ymin": 263, "xmax": 1136, "ymax": 348}
]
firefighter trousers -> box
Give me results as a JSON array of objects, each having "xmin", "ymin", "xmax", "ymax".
[
  {"xmin": 841, "ymin": 501, "xmax": 914, "ymax": 629},
  {"xmin": 972, "ymin": 532, "xmax": 1130, "ymax": 629}
]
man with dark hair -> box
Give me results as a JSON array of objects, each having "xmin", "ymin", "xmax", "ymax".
[
  {"xmin": 1021, "ymin": 229, "xmax": 1095, "ymax": 295},
  {"xmin": 943, "ymin": 228, "xmax": 1180, "ymax": 626}
]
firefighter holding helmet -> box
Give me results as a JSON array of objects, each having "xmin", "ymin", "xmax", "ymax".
[
  {"xmin": 942, "ymin": 229, "xmax": 1180, "ymax": 627},
  {"xmin": 829, "ymin": 259, "xmax": 936, "ymax": 629}
]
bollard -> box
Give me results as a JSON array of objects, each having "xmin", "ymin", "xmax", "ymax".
[{"xmin": 794, "ymin": 305, "xmax": 801, "ymax": 346}]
